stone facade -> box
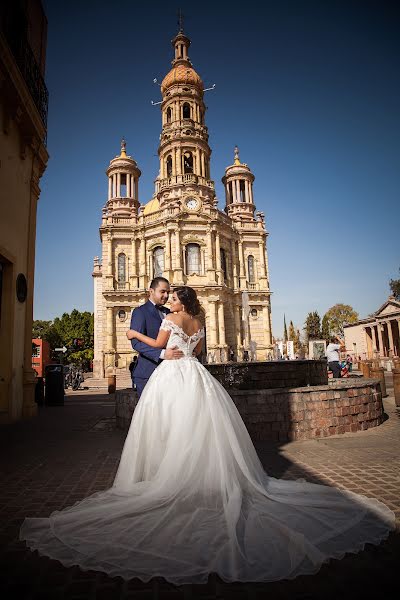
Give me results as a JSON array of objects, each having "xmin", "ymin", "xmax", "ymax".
[
  {"xmin": 344, "ymin": 296, "xmax": 400, "ymax": 361},
  {"xmin": 0, "ymin": 2, "xmax": 49, "ymax": 422},
  {"xmin": 93, "ymin": 30, "xmax": 273, "ymax": 378}
]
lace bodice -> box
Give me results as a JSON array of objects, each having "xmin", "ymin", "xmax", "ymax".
[{"xmin": 160, "ymin": 320, "xmax": 205, "ymax": 357}]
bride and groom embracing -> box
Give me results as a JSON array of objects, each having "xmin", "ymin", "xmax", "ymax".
[{"xmin": 20, "ymin": 278, "xmax": 395, "ymax": 584}]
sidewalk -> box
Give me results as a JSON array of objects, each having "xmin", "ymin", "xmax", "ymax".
[{"xmin": 0, "ymin": 376, "xmax": 399, "ymax": 600}]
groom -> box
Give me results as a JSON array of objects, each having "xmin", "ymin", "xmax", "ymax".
[{"xmin": 129, "ymin": 277, "xmax": 183, "ymax": 397}]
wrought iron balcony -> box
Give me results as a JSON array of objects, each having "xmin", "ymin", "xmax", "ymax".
[{"xmin": 2, "ymin": 21, "xmax": 49, "ymax": 131}]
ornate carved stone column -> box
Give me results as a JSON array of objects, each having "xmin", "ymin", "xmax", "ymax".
[
  {"xmin": 106, "ymin": 306, "xmax": 115, "ymax": 351},
  {"xmin": 139, "ymin": 235, "xmax": 147, "ymax": 288},
  {"xmin": 258, "ymin": 238, "xmax": 267, "ymax": 286},
  {"xmin": 174, "ymin": 228, "xmax": 183, "ymax": 283},
  {"xmin": 206, "ymin": 226, "xmax": 216, "ymax": 283},
  {"xmin": 238, "ymin": 238, "xmax": 246, "ymax": 288},
  {"xmin": 231, "ymin": 239, "xmax": 238, "ymax": 289},
  {"xmin": 234, "ymin": 304, "xmax": 242, "ymax": 350},
  {"xmin": 129, "ymin": 238, "xmax": 137, "ymax": 289},
  {"xmin": 218, "ymin": 301, "xmax": 226, "ymax": 349},
  {"xmin": 165, "ymin": 227, "xmax": 172, "ymax": 274},
  {"xmin": 208, "ymin": 299, "xmax": 218, "ymax": 347},
  {"xmin": 215, "ymin": 229, "xmax": 221, "ymax": 282}
]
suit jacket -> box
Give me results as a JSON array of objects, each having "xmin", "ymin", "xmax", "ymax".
[{"xmin": 130, "ymin": 300, "xmax": 170, "ymax": 382}]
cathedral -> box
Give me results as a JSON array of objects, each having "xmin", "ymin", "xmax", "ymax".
[{"xmin": 92, "ymin": 29, "xmax": 273, "ymax": 378}]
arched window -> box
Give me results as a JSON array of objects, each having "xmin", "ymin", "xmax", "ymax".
[
  {"xmin": 185, "ymin": 244, "xmax": 201, "ymax": 274},
  {"xmin": 183, "ymin": 151, "xmax": 193, "ymax": 174},
  {"xmin": 166, "ymin": 155, "xmax": 172, "ymax": 176},
  {"xmin": 240, "ymin": 180, "xmax": 246, "ymax": 202},
  {"xmin": 118, "ymin": 253, "xmax": 126, "ymax": 283},
  {"xmin": 247, "ymin": 255, "xmax": 255, "ymax": 283},
  {"xmin": 166, "ymin": 107, "xmax": 172, "ymax": 123},
  {"xmin": 220, "ymin": 248, "xmax": 227, "ymax": 280},
  {"xmin": 153, "ymin": 247, "xmax": 164, "ymax": 278},
  {"xmin": 183, "ymin": 102, "xmax": 191, "ymax": 119}
]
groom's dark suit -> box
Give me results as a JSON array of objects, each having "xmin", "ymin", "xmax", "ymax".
[{"xmin": 130, "ymin": 300, "xmax": 170, "ymax": 397}]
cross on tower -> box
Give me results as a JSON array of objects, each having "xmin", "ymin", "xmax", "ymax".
[{"xmin": 177, "ymin": 8, "xmax": 184, "ymax": 32}]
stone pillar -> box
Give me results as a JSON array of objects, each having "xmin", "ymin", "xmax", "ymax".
[
  {"xmin": 218, "ymin": 301, "xmax": 226, "ymax": 348},
  {"xmin": 135, "ymin": 178, "xmax": 138, "ymax": 201},
  {"xmin": 176, "ymin": 148, "xmax": 182, "ymax": 176},
  {"xmin": 129, "ymin": 238, "xmax": 137, "ymax": 288},
  {"xmin": 238, "ymin": 238, "xmax": 246, "ymax": 287},
  {"xmin": 208, "ymin": 300, "xmax": 218, "ymax": 347},
  {"xmin": 262, "ymin": 304, "xmax": 272, "ymax": 349},
  {"xmin": 106, "ymin": 306, "xmax": 114, "ymax": 350},
  {"xmin": 117, "ymin": 172, "xmax": 121, "ymax": 197},
  {"xmin": 234, "ymin": 304, "xmax": 242, "ymax": 349},
  {"xmin": 258, "ymin": 239, "xmax": 267, "ymax": 281},
  {"xmin": 377, "ymin": 324, "xmax": 384, "ymax": 357},
  {"xmin": 126, "ymin": 173, "xmax": 130, "ymax": 198},
  {"xmin": 108, "ymin": 177, "xmax": 112, "ymax": 200},
  {"xmin": 172, "ymin": 147, "xmax": 177, "ymax": 176},
  {"xmin": 215, "ymin": 231, "xmax": 221, "ymax": 281},
  {"xmin": 206, "ymin": 227, "xmax": 216, "ymax": 283},
  {"xmin": 165, "ymin": 228, "xmax": 172, "ymax": 273},
  {"xmin": 387, "ymin": 320, "xmax": 395, "ymax": 356},
  {"xmin": 195, "ymin": 147, "xmax": 201, "ymax": 176},
  {"xmin": 371, "ymin": 326, "xmax": 377, "ymax": 353},
  {"xmin": 139, "ymin": 235, "xmax": 146, "ymax": 288},
  {"xmin": 231, "ymin": 239, "xmax": 239, "ymax": 288},
  {"xmin": 174, "ymin": 228, "xmax": 183, "ymax": 283},
  {"xmin": 201, "ymin": 151, "xmax": 205, "ymax": 178}
]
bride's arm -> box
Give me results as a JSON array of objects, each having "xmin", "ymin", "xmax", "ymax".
[
  {"xmin": 193, "ymin": 338, "xmax": 203, "ymax": 356},
  {"xmin": 126, "ymin": 325, "xmax": 170, "ymax": 348}
]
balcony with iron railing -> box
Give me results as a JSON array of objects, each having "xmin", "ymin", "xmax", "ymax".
[{"xmin": 2, "ymin": 18, "xmax": 49, "ymax": 132}]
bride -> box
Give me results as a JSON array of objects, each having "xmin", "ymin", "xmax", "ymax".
[{"xmin": 20, "ymin": 286, "xmax": 395, "ymax": 584}]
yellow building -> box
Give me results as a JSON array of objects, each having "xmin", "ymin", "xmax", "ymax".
[
  {"xmin": 0, "ymin": 1, "xmax": 49, "ymax": 422},
  {"xmin": 93, "ymin": 29, "xmax": 273, "ymax": 378}
]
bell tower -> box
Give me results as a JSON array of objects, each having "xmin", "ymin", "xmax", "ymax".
[
  {"xmin": 222, "ymin": 146, "xmax": 256, "ymax": 221},
  {"xmin": 154, "ymin": 28, "xmax": 216, "ymax": 209},
  {"xmin": 106, "ymin": 139, "xmax": 141, "ymax": 216}
]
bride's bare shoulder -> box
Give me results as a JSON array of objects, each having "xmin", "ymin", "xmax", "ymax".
[{"xmin": 165, "ymin": 313, "xmax": 180, "ymax": 323}]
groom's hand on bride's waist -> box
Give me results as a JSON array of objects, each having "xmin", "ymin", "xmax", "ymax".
[{"xmin": 164, "ymin": 346, "xmax": 184, "ymax": 360}]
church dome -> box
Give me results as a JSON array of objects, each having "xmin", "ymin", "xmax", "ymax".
[
  {"xmin": 161, "ymin": 64, "xmax": 203, "ymax": 94},
  {"xmin": 142, "ymin": 198, "xmax": 160, "ymax": 215}
]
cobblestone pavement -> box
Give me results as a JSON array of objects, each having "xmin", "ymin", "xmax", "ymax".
[{"xmin": 0, "ymin": 374, "xmax": 399, "ymax": 600}]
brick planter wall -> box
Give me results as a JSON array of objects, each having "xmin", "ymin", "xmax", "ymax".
[
  {"xmin": 205, "ymin": 360, "xmax": 328, "ymax": 390},
  {"xmin": 115, "ymin": 378, "xmax": 384, "ymax": 442}
]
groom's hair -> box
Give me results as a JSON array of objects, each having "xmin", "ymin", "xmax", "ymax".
[{"xmin": 150, "ymin": 277, "xmax": 170, "ymax": 290}]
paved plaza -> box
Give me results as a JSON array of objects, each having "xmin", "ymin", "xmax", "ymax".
[{"xmin": 0, "ymin": 373, "xmax": 399, "ymax": 599}]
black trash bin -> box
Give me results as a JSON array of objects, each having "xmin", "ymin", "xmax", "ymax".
[{"xmin": 45, "ymin": 364, "xmax": 65, "ymax": 406}]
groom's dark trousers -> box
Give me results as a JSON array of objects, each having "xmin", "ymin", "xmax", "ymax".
[{"xmin": 130, "ymin": 300, "xmax": 170, "ymax": 398}]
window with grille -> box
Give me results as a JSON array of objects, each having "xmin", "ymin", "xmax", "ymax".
[
  {"xmin": 220, "ymin": 248, "xmax": 227, "ymax": 279},
  {"xmin": 153, "ymin": 247, "xmax": 164, "ymax": 278},
  {"xmin": 248, "ymin": 255, "xmax": 255, "ymax": 283},
  {"xmin": 118, "ymin": 253, "xmax": 126, "ymax": 282},
  {"xmin": 186, "ymin": 244, "xmax": 201, "ymax": 274}
]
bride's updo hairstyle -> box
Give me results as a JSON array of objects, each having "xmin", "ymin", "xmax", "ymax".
[{"xmin": 174, "ymin": 286, "xmax": 201, "ymax": 316}]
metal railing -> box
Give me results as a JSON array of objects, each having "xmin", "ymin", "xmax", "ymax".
[{"xmin": 2, "ymin": 20, "xmax": 49, "ymax": 131}]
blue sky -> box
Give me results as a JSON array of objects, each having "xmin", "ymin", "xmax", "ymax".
[{"xmin": 35, "ymin": 0, "xmax": 400, "ymax": 337}]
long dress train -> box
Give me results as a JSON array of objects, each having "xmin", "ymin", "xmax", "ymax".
[{"xmin": 20, "ymin": 321, "xmax": 395, "ymax": 584}]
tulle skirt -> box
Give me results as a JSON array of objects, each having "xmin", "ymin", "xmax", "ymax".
[{"xmin": 20, "ymin": 358, "xmax": 395, "ymax": 584}]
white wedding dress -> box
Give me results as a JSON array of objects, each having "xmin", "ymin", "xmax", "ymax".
[{"xmin": 20, "ymin": 321, "xmax": 395, "ymax": 584}]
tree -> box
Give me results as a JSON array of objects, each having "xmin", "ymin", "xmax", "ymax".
[
  {"xmin": 321, "ymin": 314, "xmax": 330, "ymax": 342},
  {"xmin": 304, "ymin": 311, "xmax": 321, "ymax": 341},
  {"xmin": 288, "ymin": 320, "xmax": 296, "ymax": 342},
  {"xmin": 323, "ymin": 304, "xmax": 358, "ymax": 338},
  {"xmin": 32, "ymin": 310, "xmax": 94, "ymax": 367},
  {"xmin": 283, "ymin": 315, "xmax": 288, "ymax": 343},
  {"xmin": 389, "ymin": 268, "xmax": 400, "ymax": 300}
]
